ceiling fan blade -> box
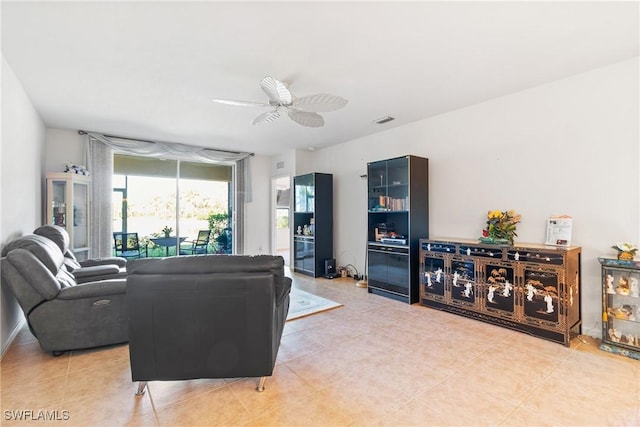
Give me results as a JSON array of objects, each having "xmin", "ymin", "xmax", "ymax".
[
  {"xmin": 251, "ymin": 110, "xmax": 280, "ymax": 125},
  {"xmin": 288, "ymin": 109, "xmax": 324, "ymax": 127},
  {"xmin": 293, "ymin": 94, "xmax": 349, "ymax": 112},
  {"xmin": 260, "ymin": 76, "xmax": 292, "ymax": 104},
  {"xmin": 211, "ymin": 98, "xmax": 269, "ymax": 107}
]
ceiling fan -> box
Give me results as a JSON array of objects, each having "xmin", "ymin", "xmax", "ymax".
[{"xmin": 211, "ymin": 76, "xmax": 348, "ymax": 127}]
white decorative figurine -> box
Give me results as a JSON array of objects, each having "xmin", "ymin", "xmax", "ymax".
[
  {"xmin": 630, "ymin": 277, "xmax": 639, "ymax": 298},
  {"xmin": 544, "ymin": 293, "xmax": 554, "ymax": 314},
  {"xmin": 526, "ymin": 283, "xmax": 536, "ymax": 302},
  {"xmin": 502, "ymin": 280, "xmax": 512, "ymax": 297},
  {"xmin": 606, "ymin": 274, "xmax": 616, "ymax": 294},
  {"xmin": 463, "ymin": 282, "xmax": 473, "ymax": 298},
  {"xmin": 452, "ymin": 271, "xmax": 460, "ymax": 287},
  {"xmin": 609, "ymin": 328, "xmax": 621, "ymax": 342},
  {"xmin": 435, "ymin": 267, "xmax": 443, "ymax": 283},
  {"xmin": 487, "ymin": 284, "xmax": 496, "ymax": 303}
]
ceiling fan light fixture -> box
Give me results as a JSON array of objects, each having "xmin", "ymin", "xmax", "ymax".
[{"xmin": 373, "ymin": 116, "xmax": 395, "ymax": 124}]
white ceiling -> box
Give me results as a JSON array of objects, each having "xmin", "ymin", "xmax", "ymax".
[{"xmin": 2, "ymin": 1, "xmax": 638, "ymax": 156}]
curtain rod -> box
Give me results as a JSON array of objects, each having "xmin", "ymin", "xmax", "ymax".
[{"xmin": 78, "ymin": 130, "xmax": 255, "ymax": 157}]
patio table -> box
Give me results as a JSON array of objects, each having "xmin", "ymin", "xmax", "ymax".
[{"xmin": 150, "ymin": 236, "xmax": 187, "ymax": 256}]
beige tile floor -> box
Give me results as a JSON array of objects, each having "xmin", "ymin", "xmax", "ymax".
[{"xmin": 2, "ymin": 271, "xmax": 639, "ymax": 427}]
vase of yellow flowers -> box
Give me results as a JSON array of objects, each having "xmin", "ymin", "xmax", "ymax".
[
  {"xmin": 480, "ymin": 209, "xmax": 522, "ymax": 245},
  {"xmin": 612, "ymin": 242, "xmax": 637, "ymax": 261}
]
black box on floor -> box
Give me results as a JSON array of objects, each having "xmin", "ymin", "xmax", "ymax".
[{"xmin": 324, "ymin": 259, "xmax": 339, "ymax": 279}]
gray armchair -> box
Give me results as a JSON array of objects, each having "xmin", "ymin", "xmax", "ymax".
[
  {"xmin": 1, "ymin": 234, "xmax": 128, "ymax": 354},
  {"xmin": 34, "ymin": 225, "xmax": 127, "ymax": 283},
  {"xmin": 127, "ymin": 254, "xmax": 291, "ymax": 395}
]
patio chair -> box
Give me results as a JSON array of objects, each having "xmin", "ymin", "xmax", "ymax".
[
  {"xmin": 113, "ymin": 232, "xmax": 146, "ymax": 258},
  {"xmin": 179, "ymin": 230, "xmax": 210, "ymax": 255},
  {"xmin": 215, "ymin": 228, "xmax": 232, "ymax": 254}
]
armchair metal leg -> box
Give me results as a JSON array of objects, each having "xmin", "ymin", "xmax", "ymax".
[
  {"xmin": 135, "ymin": 381, "xmax": 147, "ymax": 396},
  {"xmin": 256, "ymin": 376, "xmax": 267, "ymax": 392}
]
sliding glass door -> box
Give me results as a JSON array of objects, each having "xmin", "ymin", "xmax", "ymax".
[{"xmin": 112, "ymin": 155, "xmax": 233, "ymax": 257}]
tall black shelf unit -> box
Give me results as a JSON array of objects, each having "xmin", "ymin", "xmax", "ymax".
[
  {"xmin": 293, "ymin": 173, "xmax": 333, "ymax": 277},
  {"xmin": 367, "ymin": 155, "xmax": 428, "ymax": 303}
]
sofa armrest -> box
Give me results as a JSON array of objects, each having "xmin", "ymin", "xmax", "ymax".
[
  {"xmin": 277, "ymin": 276, "xmax": 292, "ymax": 307},
  {"xmin": 80, "ymin": 257, "xmax": 127, "ymax": 268},
  {"xmin": 73, "ymin": 264, "xmax": 121, "ymax": 280},
  {"xmin": 57, "ymin": 279, "xmax": 126, "ymax": 300}
]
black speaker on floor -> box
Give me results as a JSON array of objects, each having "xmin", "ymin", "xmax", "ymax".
[{"xmin": 324, "ymin": 258, "xmax": 339, "ymax": 279}]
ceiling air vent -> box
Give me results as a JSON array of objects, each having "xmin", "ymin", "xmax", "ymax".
[{"xmin": 373, "ymin": 116, "xmax": 395, "ymax": 124}]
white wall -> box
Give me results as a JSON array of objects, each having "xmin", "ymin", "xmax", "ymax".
[
  {"xmin": 45, "ymin": 128, "xmax": 86, "ymax": 173},
  {"xmin": 243, "ymin": 154, "xmax": 271, "ymax": 254},
  {"xmin": 1, "ymin": 55, "xmax": 46, "ymax": 354},
  {"xmin": 310, "ymin": 58, "xmax": 639, "ymax": 338},
  {"xmin": 271, "ymin": 149, "xmax": 296, "ymax": 178}
]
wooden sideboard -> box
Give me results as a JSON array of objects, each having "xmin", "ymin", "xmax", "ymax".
[{"xmin": 419, "ymin": 238, "xmax": 581, "ymax": 346}]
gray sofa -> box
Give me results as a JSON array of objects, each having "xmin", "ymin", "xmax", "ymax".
[
  {"xmin": 1, "ymin": 234, "xmax": 128, "ymax": 354},
  {"xmin": 127, "ymin": 254, "xmax": 291, "ymax": 394}
]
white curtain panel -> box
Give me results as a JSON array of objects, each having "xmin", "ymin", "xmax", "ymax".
[
  {"xmin": 86, "ymin": 137, "xmax": 114, "ymax": 258},
  {"xmin": 234, "ymin": 156, "xmax": 252, "ymax": 255}
]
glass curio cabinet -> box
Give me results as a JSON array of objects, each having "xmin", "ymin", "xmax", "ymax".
[
  {"xmin": 598, "ymin": 257, "xmax": 640, "ymax": 360},
  {"xmin": 46, "ymin": 172, "xmax": 91, "ymax": 260}
]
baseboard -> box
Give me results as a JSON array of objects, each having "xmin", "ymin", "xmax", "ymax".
[{"xmin": 1, "ymin": 317, "xmax": 26, "ymax": 359}]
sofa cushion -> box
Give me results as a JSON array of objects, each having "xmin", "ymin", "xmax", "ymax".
[
  {"xmin": 5, "ymin": 249, "xmax": 62, "ymax": 300},
  {"xmin": 79, "ymin": 257, "xmax": 127, "ymax": 268},
  {"xmin": 33, "ymin": 224, "xmax": 69, "ymax": 253},
  {"xmin": 33, "ymin": 225, "xmax": 83, "ymax": 270},
  {"xmin": 73, "ymin": 264, "xmax": 121, "ymax": 279},
  {"xmin": 2, "ymin": 234, "xmax": 65, "ymax": 274}
]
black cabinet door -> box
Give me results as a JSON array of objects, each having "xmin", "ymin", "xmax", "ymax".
[
  {"xmin": 294, "ymin": 239, "xmax": 305, "ymax": 271},
  {"xmin": 483, "ymin": 262, "xmax": 516, "ymax": 316},
  {"xmin": 523, "ymin": 267, "xmax": 560, "ymax": 324},
  {"xmin": 368, "ymin": 249, "xmax": 388, "ymax": 285},
  {"xmin": 386, "ymin": 252, "xmax": 409, "ymax": 294},
  {"xmin": 294, "ymin": 238, "xmax": 315, "ymax": 275},
  {"xmin": 423, "ymin": 255, "xmax": 446, "ymax": 297},
  {"xmin": 368, "ymin": 246, "xmax": 410, "ymax": 296},
  {"xmin": 302, "ymin": 240, "xmax": 315, "ymax": 273}
]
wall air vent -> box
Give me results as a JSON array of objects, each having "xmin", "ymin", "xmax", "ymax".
[{"xmin": 373, "ymin": 116, "xmax": 395, "ymax": 124}]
